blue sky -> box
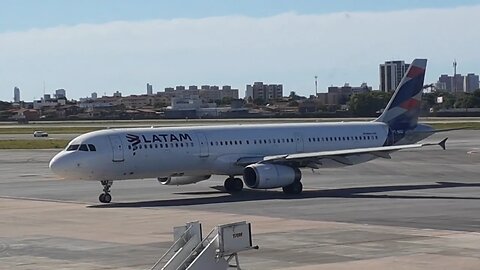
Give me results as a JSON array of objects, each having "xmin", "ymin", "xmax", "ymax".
[
  {"xmin": 1, "ymin": 1, "xmax": 480, "ymax": 101},
  {"xmin": 1, "ymin": 0, "xmax": 479, "ymax": 32}
]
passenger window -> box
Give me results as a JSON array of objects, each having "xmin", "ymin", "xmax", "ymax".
[
  {"xmin": 88, "ymin": 144, "xmax": 96, "ymax": 151},
  {"xmin": 79, "ymin": 144, "xmax": 88, "ymax": 151},
  {"xmin": 210, "ymin": 142, "xmax": 213, "ymax": 146},
  {"xmin": 264, "ymin": 139, "xmax": 267, "ymax": 144},
  {"xmin": 150, "ymin": 144, "xmax": 153, "ymax": 148},
  {"xmin": 246, "ymin": 140, "xmax": 249, "ymax": 144},
  {"xmin": 66, "ymin": 144, "xmax": 79, "ymax": 151},
  {"xmin": 308, "ymin": 138, "xmax": 312, "ymax": 142}
]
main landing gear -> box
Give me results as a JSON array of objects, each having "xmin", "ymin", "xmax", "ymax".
[
  {"xmin": 282, "ymin": 181, "xmax": 303, "ymax": 195},
  {"xmin": 224, "ymin": 177, "xmax": 244, "ymax": 193},
  {"xmin": 99, "ymin": 180, "xmax": 113, "ymax": 203}
]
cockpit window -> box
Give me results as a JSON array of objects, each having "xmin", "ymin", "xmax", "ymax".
[
  {"xmin": 79, "ymin": 144, "xmax": 89, "ymax": 151},
  {"xmin": 66, "ymin": 144, "xmax": 79, "ymax": 151},
  {"xmin": 88, "ymin": 144, "xmax": 96, "ymax": 151}
]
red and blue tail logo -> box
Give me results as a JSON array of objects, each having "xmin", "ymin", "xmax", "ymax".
[{"xmin": 376, "ymin": 59, "xmax": 427, "ymax": 131}]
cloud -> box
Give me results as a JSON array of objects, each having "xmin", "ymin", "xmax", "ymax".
[{"xmin": 1, "ymin": 5, "xmax": 479, "ymax": 101}]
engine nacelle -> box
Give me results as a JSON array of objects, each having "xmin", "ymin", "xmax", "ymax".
[
  {"xmin": 158, "ymin": 175, "xmax": 211, "ymax": 186},
  {"xmin": 243, "ymin": 164, "xmax": 301, "ymax": 189}
]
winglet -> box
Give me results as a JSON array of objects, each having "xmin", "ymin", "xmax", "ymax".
[
  {"xmin": 421, "ymin": 137, "xmax": 447, "ymax": 150},
  {"xmin": 439, "ymin": 137, "xmax": 448, "ymax": 150}
]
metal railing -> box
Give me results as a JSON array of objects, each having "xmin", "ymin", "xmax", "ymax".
[
  {"xmin": 175, "ymin": 227, "xmax": 217, "ymax": 270},
  {"xmin": 149, "ymin": 224, "xmax": 195, "ymax": 270}
]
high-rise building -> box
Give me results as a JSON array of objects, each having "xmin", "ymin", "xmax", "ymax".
[
  {"xmin": 13, "ymin": 87, "xmax": 20, "ymax": 103},
  {"xmin": 379, "ymin": 60, "xmax": 410, "ymax": 92},
  {"xmin": 147, "ymin": 83, "xmax": 153, "ymax": 95},
  {"xmin": 437, "ymin": 74, "xmax": 467, "ymax": 93},
  {"xmin": 245, "ymin": 82, "xmax": 283, "ymax": 101},
  {"xmin": 55, "ymin": 89, "xmax": 66, "ymax": 99},
  {"xmin": 464, "ymin": 73, "xmax": 480, "ymax": 93}
]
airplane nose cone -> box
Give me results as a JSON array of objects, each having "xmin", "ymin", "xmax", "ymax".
[{"xmin": 49, "ymin": 153, "xmax": 68, "ymax": 177}]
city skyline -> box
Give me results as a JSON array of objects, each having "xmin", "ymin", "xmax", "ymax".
[{"xmin": 1, "ymin": 1, "xmax": 480, "ymax": 101}]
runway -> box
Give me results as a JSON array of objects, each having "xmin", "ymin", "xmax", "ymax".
[{"xmin": 1, "ymin": 130, "xmax": 480, "ymax": 269}]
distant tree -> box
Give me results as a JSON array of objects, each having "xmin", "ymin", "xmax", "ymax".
[
  {"xmin": 0, "ymin": 101, "xmax": 12, "ymax": 111},
  {"xmin": 288, "ymin": 100, "xmax": 299, "ymax": 107},
  {"xmin": 253, "ymin": 98, "xmax": 266, "ymax": 106},
  {"xmin": 348, "ymin": 91, "xmax": 392, "ymax": 117},
  {"xmin": 214, "ymin": 97, "xmax": 233, "ymax": 106},
  {"xmin": 454, "ymin": 92, "xmax": 480, "ymax": 108}
]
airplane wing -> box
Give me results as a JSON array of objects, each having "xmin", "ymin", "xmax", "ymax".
[{"xmin": 236, "ymin": 138, "xmax": 447, "ymax": 168}]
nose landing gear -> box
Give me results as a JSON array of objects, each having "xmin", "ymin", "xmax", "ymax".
[{"xmin": 99, "ymin": 180, "xmax": 113, "ymax": 203}]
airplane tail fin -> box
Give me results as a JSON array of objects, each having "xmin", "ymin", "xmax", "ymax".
[{"xmin": 375, "ymin": 59, "xmax": 427, "ymax": 131}]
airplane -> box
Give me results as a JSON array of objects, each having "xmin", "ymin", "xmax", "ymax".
[{"xmin": 49, "ymin": 58, "xmax": 447, "ymax": 203}]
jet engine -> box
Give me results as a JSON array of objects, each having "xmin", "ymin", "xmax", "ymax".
[
  {"xmin": 243, "ymin": 164, "xmax": 301, "ymax": 189},
  {"xmin": 158, "ymin": 175, "xmax": 211, "ymax": 185}
]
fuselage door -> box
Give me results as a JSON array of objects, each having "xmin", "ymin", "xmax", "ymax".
[
  {"xmin": 294, "ymin": 132, "xmax": 304, "ymax": 153},
  {"xmin": 108, "ymin": 135, "xmax": 124, "ymax": 162},
  {"xmin": 196, "ymin": 132, "xmax": 209, "ymax": 157}
]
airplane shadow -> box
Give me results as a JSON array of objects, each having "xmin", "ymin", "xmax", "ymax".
[{"xmin": 89, "ymin": 181, "xmax": 480, "ymax": 208}]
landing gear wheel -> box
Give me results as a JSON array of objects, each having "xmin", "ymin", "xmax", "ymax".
[
  {"xmin": 232, "ymin": 178, "xmax": 244, "ymax": 192},
  {"xmin": 102, "ymin": 193, "xmax": 112, "ymax": 203},
  {"xmin": 224, "ymin": 177, "xmax": 244, "ymax": 193},
  {"xmin": 99, "ymin": 180, "xmax": 113, "ymax": 203},
  {"xmin": 282, "ymin": 181, "xmax": 303, "ymax": 195}
]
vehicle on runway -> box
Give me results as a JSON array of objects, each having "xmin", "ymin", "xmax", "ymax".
[
  {"xmin": 33, "ymin": 130, "xmax": 48, "ymax": 137},
  {"xmin": 50, "ymin": 59, "xmax": 447, "ymax": 203}
]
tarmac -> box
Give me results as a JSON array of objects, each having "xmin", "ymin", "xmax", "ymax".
[{"xmin": 1, "ymin": 130, "xmax": 480, "ymax": 269}]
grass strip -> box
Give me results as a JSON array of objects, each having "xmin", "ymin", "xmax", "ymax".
[
  {"xmin": 0, "ymin": 139, "xmax": 70, "ymax": 149},
  {"xmin": 0, "ymin": 127, "xmax": 101, "ymax": 134}
]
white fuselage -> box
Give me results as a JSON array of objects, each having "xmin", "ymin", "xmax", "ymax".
[{"xmin": 49, "ymin": 122, "xmax": 390, "ymax": 181}]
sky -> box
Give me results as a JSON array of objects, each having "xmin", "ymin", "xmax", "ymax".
[{"xmin": 1, "ymin": 0, "xmax": 480, "ymax": 101}]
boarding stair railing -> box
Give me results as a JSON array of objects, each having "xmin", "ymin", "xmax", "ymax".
[
  {"xmin": 150, "ymin": 221, "xmax": 257, "ymax": 270},
  {"xmin": 149, "ymin": 221, "xmax": 202, "ymax": 270}
]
